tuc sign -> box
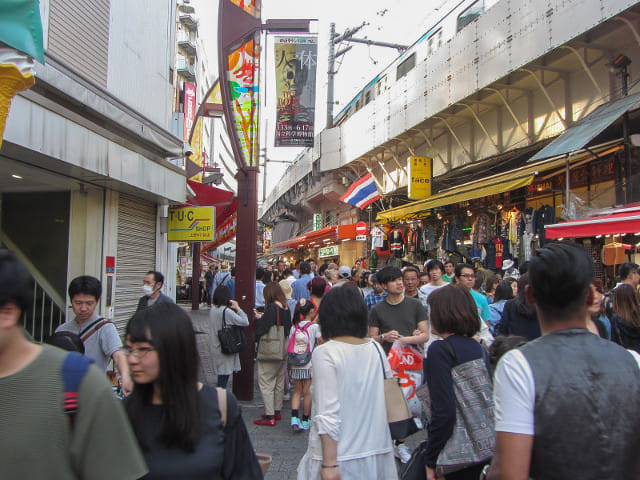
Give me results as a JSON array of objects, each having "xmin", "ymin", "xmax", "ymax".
[{"xmin": 167, "ymin": 206, "xmax": 215, "ymax": 242}]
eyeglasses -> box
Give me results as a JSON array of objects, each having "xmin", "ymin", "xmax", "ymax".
[{"xmin": 123, "ymin": 346, "xmax": 155, "ymax": 358}]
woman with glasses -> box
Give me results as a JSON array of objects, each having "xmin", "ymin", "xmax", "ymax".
[{"xmin": 123, "ymin": 302, "xmax": 262, "ymax": 479}]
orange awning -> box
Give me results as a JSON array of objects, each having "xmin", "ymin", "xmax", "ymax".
[{"xmin": 271, "ymin": 224, "xmax": 369, "ymax": 250}]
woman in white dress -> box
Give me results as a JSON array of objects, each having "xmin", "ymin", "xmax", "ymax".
[
  {"xmin": 297, "ymin": 283, "xmax": 397, "ymax": 480},
  {"xmin": 209, "ymin": 285, "xmax": 249, "ymax": 388}
]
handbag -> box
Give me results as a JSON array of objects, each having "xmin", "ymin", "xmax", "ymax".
[
  {"xmin": 218, "ymin": 307, "xmax": 248, "ymax": 354},
  {"xmin": 373, "ymin": 341, "xmax": 419, "ymax": 440},
  {"xmin": 399, "ymin": 441, "xmax": 428, "ymax": 480},
  {"xmin": 256, "ymin": 307, "xmax": 286, "ymax": 361},
  {"xmin": 416, "ymin": 339, "xmax": 494, "ymax": 477}
]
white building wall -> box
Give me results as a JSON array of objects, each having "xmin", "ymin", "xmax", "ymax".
[{"xmin": 107, "ymin": 0, "xmax": 175, "ymax": 130}]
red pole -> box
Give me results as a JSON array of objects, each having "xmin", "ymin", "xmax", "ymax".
[{"xmin": 232, "ymin": 167, "xmax": 258, "ymax": 400}]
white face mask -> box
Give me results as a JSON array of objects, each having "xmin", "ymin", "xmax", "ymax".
[{"xmin": 143, "ymin": 285, "xmax": 155, "ymax": 296}]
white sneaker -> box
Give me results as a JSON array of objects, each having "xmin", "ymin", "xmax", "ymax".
[{"xmin": 395, "ymin": 443, "xmax": 411, "ymax": 464}]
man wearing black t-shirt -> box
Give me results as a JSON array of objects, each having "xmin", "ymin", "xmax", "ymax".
[{"xmin": 368, "ymin": 265, "xmax": 430, "ymax": 464}]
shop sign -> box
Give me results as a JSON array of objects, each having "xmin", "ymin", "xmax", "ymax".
[
  {"xmin": 167, "ymin": 206, "xmax": 215, "ymax": 242},
  {"xmin": 408, "ymin": 156, "xmax": 432, "ymax": 199},
  {"xmin": 355, "ymin": 235, "xmax": 367, "ymax": 241},
  {"xmin": 313, "ymin": 213, "xmax": 322, "ymax": 230},
  {"xmin": 319, "ymin": 245, "xmax": 339, "ymax": 258}
]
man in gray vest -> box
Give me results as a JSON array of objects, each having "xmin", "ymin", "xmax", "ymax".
[{"xmin": 488, "ymin": 242, "xmax": 640, "ymax": 479}]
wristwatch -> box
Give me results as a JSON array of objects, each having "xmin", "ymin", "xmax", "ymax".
[{"xmin": 381, "ymin": 334, "xmax": 385, "ymax": 341}]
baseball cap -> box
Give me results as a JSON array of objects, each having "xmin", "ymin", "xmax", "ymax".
[{"xmin": 338, "ymin": 265, "xmax": 351, "ymax": 278}]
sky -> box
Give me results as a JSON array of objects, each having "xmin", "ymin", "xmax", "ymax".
[{"xmin": 193, "ymin": 0, "xmax": 445, "ymax": 202}]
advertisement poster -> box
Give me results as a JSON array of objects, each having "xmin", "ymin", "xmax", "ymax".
[
  {"xmin": 274, "ymin": 36, "xmax": 317, "ymax": 147},
  {"xmin": 183, "ymin": 82, "xmax": 196, "ymax": 143}
]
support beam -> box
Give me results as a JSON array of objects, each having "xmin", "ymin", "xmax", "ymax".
[
  {"xmin": 559, "ymin": 45, "xmax": 603, "ymax": 96},
  {"xmin": 485, "ymin": 88, "xmax": 532, "ymax": 143},
  {"xmin": 613, "ymin": 16, "xmax": 640, "ymax": 47},
  {"xmin": 411, "ymin": 128, "xmax": 449, "ymax": 170},
  {"xmin": 456, "ymin": 103, "xmax": 500, "ymax": 152},
  {"xmin": 376, "ymin": 153, "xmax": 399, "ymax": 190},
  {"xmin": 389, "ymin": 145, "xmax": 409, "ymax": 178},
  {"xmin": 521, "ymin": 69, "xmax": 568, "ymax": 129},
  {"xmin": 433, "ymin": 116, "xmax": 474, "ymax": 162}
]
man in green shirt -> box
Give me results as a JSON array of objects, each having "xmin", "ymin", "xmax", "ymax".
[
  {"xmin": 442, "ymin": 260, "xmax": 455, "ymax": 282},
  {"xmin": 0, "ymin": 250, "xmax": 148, "ymax": 479}
]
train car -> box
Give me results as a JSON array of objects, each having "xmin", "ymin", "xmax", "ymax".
[{"xmin": 333, "ymin": 0, "xmax": 500, "ymax": 127}]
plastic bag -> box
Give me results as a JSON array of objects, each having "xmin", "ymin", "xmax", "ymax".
[{"xmin": 387, "ymin": 341, "xmax": 423, "ymax": 417}]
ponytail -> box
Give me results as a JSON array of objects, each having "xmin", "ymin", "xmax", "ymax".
[{"xmin": 293, "ymin": 299, "xmax": 314, "ymax": 325}]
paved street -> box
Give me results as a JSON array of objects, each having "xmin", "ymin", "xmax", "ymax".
[{"xmin": 188, "ymin": 306, "xmax": 427, "ymax": 479}]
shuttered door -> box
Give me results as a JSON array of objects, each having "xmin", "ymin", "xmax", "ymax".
[{"xmin": 114, "ymin": 194, "xmax": 157, "ymax": 335}]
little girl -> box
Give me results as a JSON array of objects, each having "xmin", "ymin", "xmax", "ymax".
[{"xmin": 289, "ymin": 298, "xmax": 322, "ymax": 432}]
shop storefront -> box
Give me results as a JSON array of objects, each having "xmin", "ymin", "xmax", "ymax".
[{"xmin": 372, "ymin": 140, "xmax": 625, "ymax": 275}]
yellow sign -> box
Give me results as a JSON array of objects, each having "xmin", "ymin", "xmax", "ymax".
[
  {"xmin": 408, "ymin": 156, "xmax": 432, "ymax": 199},
  {"xmin": 167, "ymin": 206, "xmax": 215, "ymax": 242}
]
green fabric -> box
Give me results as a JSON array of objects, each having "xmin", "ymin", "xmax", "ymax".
[
  {"xmin": 442, "ymin": 273, "xmax": 453, "ymax": 283},
  {"xmin": 0, "ymin": 0, "xmax": 44, "ymax": 63},
  {"xmin": 0, "ymin": 345, "xmax": 148, "ymax": 479}
]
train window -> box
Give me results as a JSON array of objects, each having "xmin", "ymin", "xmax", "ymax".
[
  {"xmin": 427, "ymin": 28, "xmax": 443, "ymax": 56},
  {"xmin": 365, "ymin": 90, "xmax": 371, "ymax": 105},
  {"xmin": 457, "ymin": 0, "xmax": 484, "ymax": 32},
  {"xmin": 356, "ymin": 98, "xmax": 362, "ymax": 110},
  {"xmin": 396, "ymin": 52, "xmax": 416, "ymax": 80},
  {"xmin": 377, "ymin": 75, "xmax": 387, "ymax": 95}
]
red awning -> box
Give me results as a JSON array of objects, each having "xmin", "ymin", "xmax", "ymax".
[
  {"xmin": 545, "ymin": 204, "xmax": 640, "ymax": 239},
  {"xmin": 271, "ymin": 224, "xmax": 369, "ymax": 249},
  {"xmin": 186, "ymin": 179, "xmax": 234, "ymax": 207}
]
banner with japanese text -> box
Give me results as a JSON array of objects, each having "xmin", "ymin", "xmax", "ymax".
[{"xmin": 274, "ymin": 36, "xmax": 317, "ymax": 147}]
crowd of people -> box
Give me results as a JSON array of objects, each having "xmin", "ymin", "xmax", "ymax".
[{"xmin": 4, "ymin": 242, "xmax": 640, "ymax": 479}]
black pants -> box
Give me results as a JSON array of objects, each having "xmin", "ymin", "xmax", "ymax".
[{"xmin": 445, "ymin": 464, "xmax": 485, "ymax": 480}]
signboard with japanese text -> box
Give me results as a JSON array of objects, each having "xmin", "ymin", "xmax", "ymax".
[
  {"xmin": 408, "ymin": 156, "xmax": 432, "ymax": 199},
  {"xmin": 319, "ymin": 245, "xmax": 339, "ymax": 258},
  {"xmin": 274, "ymin": 36, "xmax": 317, "ymax": 147},
  {"xmin": 167, "ymin": 206, "xmax": 215, "ymax": 242},
  {"xmin": 313, "ymin": 213, "xmax": 322, "ymax": 230},
  {"xmin": 183, "ymin": 83, "xmax": 196, "ymax": 143}
]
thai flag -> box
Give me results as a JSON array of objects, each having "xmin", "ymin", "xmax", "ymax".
[{"xmin": 340, "ymin": 173, "xmax": 381, "ymax": 209}]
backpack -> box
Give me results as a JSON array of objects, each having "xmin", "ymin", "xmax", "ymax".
[
  {"xmin": 61, "ymin": 352, "xmax": 94, "ymax": 429},
  {"xmin": 287, "ymin": 322, "xmax": 313, "ymax": 367}
]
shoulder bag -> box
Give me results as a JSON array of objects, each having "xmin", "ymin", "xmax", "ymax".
[
  {"xmin": 256, "ymin": 307, "xmax": 286, "ymax": 361},
  {"xmin": 416, "ymin": 339, "xmax": 495, "ymax": 477},
  {"xmin": 373, "ymin": 340, "xmax": 419, "ymax": 440},
  {"xmin": 218, "ymin": 307, "xmax": 248, "ymax": 354}
]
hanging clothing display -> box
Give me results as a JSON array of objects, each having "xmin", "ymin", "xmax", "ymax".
[
  {"xmin": 407, "ymin": 224, "xmax": 418, "ymax": 254},
  {"xmin": 494, "ymin": 237, "xmax": 504, "ymax": 269},
  {"xmin": 423, "ymin": 224, "xmax": 436, "ymax": 251},
  {"xmin": 389, "ymin": 227, "xmax": 406, "ymax": 258},
  {"xmin": 370, "ymin": 225, "xmax": 385, "ymax": 250},
  {"xmin": 534, "ymin": 205, "xmax": 556, "ymax": 246},
  {"xmin": 471, "ymin": 214, "xmax": 493, "ymax": 248}
]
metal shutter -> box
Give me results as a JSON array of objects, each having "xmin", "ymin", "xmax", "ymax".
[{"xmin": 114, "ymin": 194, "xmax": 157, "ymax": 335}]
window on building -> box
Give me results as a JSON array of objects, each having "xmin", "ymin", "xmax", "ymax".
[
  {"xmin": 396, "ymin": 52, "xmax": 416, "ymax": 80},
  {"xmin": 427, "ymin": 29, "xmax": 443, "ymax": 56},
  {"xmin": 457, "ymin": 0, "xmax": 484, "ymax": 32},
  {"xmin": 365, "ymin": 90, "xmax": 371, "ymax": 105}
]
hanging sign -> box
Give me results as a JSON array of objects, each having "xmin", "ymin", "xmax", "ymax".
[
  {"xmin": 274, "ymin": 36, "xmax": 317, "ymax": 147},
  {"xmin": 168, "ymin": 206, "xmax": 215, "ymax": 242},
  {"xmin": 408, "ymin": 156, "xmax": 432, "ymax": 199},
  {"xmin": 313, "ymin": 213, "xmax": 322, "ymax": 230},
  {"xmin": 319, "ymin": 245, "xmax": 339, "ymax": 258}
]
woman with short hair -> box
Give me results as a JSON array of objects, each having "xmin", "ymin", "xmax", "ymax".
[
  {"xmin": 209, "ymin": 285, "xmax": 249, "ymax": 388},
  {"xmin": 123, "ymin": 302, "xmax": 262, "ymax": 479},
  {"xmin": 423, "ymin": 285, "xmax": 493, "ymax": 480},
  {"xmin": 297, "ymin": 283, "xmax": 397, "ymax": 480}
]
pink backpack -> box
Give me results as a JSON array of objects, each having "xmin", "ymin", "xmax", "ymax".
[{"xmin": 287, "ymin": 322, "xmax": 313, "ymax": 367}]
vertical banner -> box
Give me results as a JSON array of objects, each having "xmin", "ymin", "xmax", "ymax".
[
  {"xmin": 408, "ymin": 156, "xmax": 432, "ymax": 199},
  {"xmin": 274, "ymin": 36, "xmax": 317, "ymax": 147},
  {"xmin": 228, "ymin": 33, "xmax": 260, "ymax": 166},
  {"xmin": 183, "ymin": 82, "xmax": 197, "ymax": 142},
  {"xmin": 189, "ymin": 117, "xmax": 204, "ymax": 182}
]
